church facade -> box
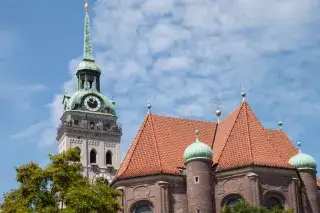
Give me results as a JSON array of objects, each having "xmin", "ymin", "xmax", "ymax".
[
  {"xmin": 57, "ymin": 2, "xmax": 320, "ymax": 213},
  {"xmin": 112, "ymin": 102, "xmax": 320, "ymax": 213}
]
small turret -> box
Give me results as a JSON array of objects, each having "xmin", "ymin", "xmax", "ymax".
[
  {"xmin": 289, "ymin": 141, "xmax": 319, "ymax": 213},
  {"xmin": 184, "ymin": 130, "xmax": 214, "ymax": 213}
]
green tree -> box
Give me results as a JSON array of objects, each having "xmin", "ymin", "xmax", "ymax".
[
  {"xmin": 221, "ymin": 200, "xmax": 294, "ymax": 213},
  {"xmin": 1, "ymin": 148, "xmax": 122, "ymax": 213}
]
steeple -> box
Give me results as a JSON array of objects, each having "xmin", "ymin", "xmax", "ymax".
[
  {"xmin": 76, "ymin": 1, "xmax": 101, "ymax": 91},
  {"xmin": 83, "ymin": 1, "xmax": 94, "ymax": 61}
]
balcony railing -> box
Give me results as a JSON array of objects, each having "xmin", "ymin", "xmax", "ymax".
[{"xmin": 57, "ymin": 120, "xmax": 122, "ymax": 136}]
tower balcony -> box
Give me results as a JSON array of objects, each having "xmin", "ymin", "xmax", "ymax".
[{"xmin": 56, "ymin": 120, "xmax": 122, "ymax": 141}]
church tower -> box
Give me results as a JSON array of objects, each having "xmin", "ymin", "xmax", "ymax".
[{"xmin": 56, "ymin": 1, "xmax": 122, "ymax": 184}]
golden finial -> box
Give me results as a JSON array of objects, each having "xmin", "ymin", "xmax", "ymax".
[
  {"xmin": 216, "ymin": 109, "xmax": 221, "ymax": 122},
  {"xmin": 214, "ymin": 96, "xmax": 222, "ymax": 123},
  {"xmin": 195, "ymin": 129, "xmax": 199, "ymax": 141},
  {"xmin": 84, "ymin": 1, "xmax": 89, "ymax": 11}
]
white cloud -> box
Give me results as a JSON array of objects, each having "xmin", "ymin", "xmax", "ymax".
[
  {"xmin": 0, "ymin": 30, "xmax": 48, "ymax": 110},
  {"xmin": 28, "ymin": 0, "xmax": 320, "ymax": 159},
  {"xmin": 10, "ymin": 121, "xmax": 50, "ymax": 141},
  {"xmin": 154, "ymin": 57, "xmax": 191, "ymax": 71}
]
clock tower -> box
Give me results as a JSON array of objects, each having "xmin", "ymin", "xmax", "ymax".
[{"xmin": 56, "ymin": 2, "xmax": 122, "ymax": 184}]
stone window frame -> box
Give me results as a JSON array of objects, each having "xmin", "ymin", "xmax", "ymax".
[
  {"xmin": 90, "ymin": 148, "xmax": 97, "ymax": 164},
  {"xmin": 106, "ymin": 150, "xmax": 113, "ymax": 165},
  {"xmin": 129, "ymin": 199, "xmax": 154, "ymax": 213},
  {"xmin": 194, "ymin": 176, "xmax": 200, "ymax": 184},
  {"xmin": 263, "ymin": 191, "xmax": 285, "ymax": 210},
  {"xmin": 220, "ymin": 193, "xmax": 245, "ymax": 209}
]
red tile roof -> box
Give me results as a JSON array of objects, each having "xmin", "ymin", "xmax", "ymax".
[
  {"xmin": 213, "ymin": 101, "xmax": 294, "ymax": 171},
  {"xmin": 116, "ymin": 101, "xmax": 302, "ymax": 180},
  {"xmin": 116, "ymin": 114, "xmax": 216, "ymax": 179}
]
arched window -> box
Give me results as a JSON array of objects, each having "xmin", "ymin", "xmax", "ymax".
[
  {"xmin": 90, "ymin": 149, "xmax": 97, "ymax": 164},
  {"xmin": 131, "ymin": 201, "xmax": 153, "ymax": 213},
  {"xmin": 106, "ymin": 150, "xmax": 112, "ymax": 165},
  {"xmin": 265, "ymin": 196, "xmax": 284, "ymax": 210},
  {"xmin": 221, "ymin": 194, "xmax": 244, "ymax": 208}
]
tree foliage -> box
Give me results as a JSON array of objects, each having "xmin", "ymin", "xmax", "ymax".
[
  {"xmin": 1, "ymin": 148, "xmax": 122, "ymax": 213},
  {"xmin": 221, "ymin": 200, "xmax": 294, "ymax": 213}
]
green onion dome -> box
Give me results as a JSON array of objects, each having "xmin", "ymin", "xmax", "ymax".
[
  {"xmin": 77, "ymin": 60, "xmax": 101, "ymax": 73},
  {"xmin": 183, "ymin": 130, "xmax": 213, "ymax": 164},
  {"xmin": 288, "ymin": 141, "xmax": 317, "ymax": 170}
]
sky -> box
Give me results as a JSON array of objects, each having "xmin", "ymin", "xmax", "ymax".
[{"xmin": 1, "ymin": 0, "xmax": 320, "ymax": 198}]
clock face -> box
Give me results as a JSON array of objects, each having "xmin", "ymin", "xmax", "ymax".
[{"xmin": 84, "ymin": 95, "xmax": 101, "ymax": 112}]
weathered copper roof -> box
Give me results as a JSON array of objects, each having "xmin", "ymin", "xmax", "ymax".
[{"xmin": 116, "ymin": 101, "xmax": 305, "ymax": 180}]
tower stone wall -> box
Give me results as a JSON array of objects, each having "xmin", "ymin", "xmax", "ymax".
[
  {"xmin": 57, "ymin": 2, "xmax": 122, "ymax": 185},
  {"xmin": 299, "ymin": 169, "xmax": 319, "ymax": 213},
  {"xmin": 185, "ymin": 159, "xmax": 214, "ymax": 213},
  {"xmin": 57, "ymin": 110, "xmax": 122, "ymax": 183}
]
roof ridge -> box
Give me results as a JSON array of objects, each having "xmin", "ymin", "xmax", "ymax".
[
  {"xmin": 116, "ymin": 113, "xmax": 150, "ymax": 177},
  {"xmin": 151, "ymin": 114, "xmax": 215, "ymax": 124},
  {"xmin": 216, "ymin": 102, "xmax": 244, "ymax": 167},
  {"xmin": 244, "ymin": 102, "xmax": 254, "ymax": 164},
  {"xmin": 149, "ymin": 114, "xmax": 163, "ymax": 173},
  {"xmin": 245, "ymin": 102, "xmax": 291, "ymax": 167},
  {"xmin": 279, "ymin": 129, "xmax": 298, "ymax": 153},
  {"xmin": 211, "ymin": 122, "xmax": 219, "ymax": 149},
  {"xmin": 265, "ymin": 129, "xmax": 292, "ymax": 167},
  {"xmin": 265, "ymin": 129, "xmax": 290, "ymax": 166}
]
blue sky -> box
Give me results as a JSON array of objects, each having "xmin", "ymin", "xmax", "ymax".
[{"xmin": 1, "ymin": 0, "xmax": 320, "ymax": 199}]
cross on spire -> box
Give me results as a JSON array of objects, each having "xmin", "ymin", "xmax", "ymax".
[{"xmin": 213, "ymin": 96, "xmax": 221, "ymax": 110}]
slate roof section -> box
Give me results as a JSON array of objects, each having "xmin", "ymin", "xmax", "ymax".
[{"xmin": 115, "ymin": 101, "xmax": 310, "ymax": 180}]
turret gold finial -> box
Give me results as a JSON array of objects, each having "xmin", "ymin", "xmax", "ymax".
[
  {"xmin": 195, "ymin": 129, "xmax": 199, "ymax": 141},
  {"xmin": 85, "ymin": 1, "xmax": 89, "ymax": 11},
  {"xmin": 216, "ymin": 109, "xmax": 221, "ymax": 121}
]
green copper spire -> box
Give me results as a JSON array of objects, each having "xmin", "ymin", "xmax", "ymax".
[
  {"xmin": 76, "ymin": 1, "xmax": 101, "ymax": 74},
  {"xmin": 83, "ymin": 2, "xmax": 94, "ymax": 61}
]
